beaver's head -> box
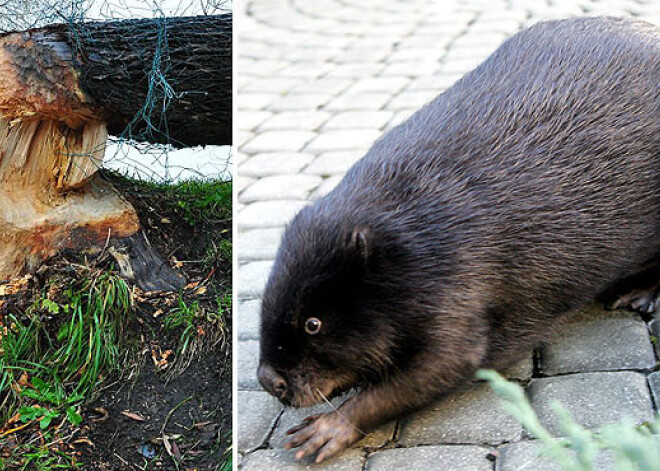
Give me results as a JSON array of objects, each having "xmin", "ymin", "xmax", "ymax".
[{"xmin": 257, "ymin": 204, "xmax": 402, "ymax": 407}]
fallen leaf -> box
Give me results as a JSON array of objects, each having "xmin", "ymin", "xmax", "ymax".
[{"xmin": 121, "ymin": 411, "xmax": 146, "ymax": 422}]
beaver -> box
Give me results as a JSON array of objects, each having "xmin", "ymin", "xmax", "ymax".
[{"xmin": 256, "ymin": 16, "xmax": 660, "ymax": 462}]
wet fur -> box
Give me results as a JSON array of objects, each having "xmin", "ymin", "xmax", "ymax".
[{"xmin": 259, "ymin": 16, "xmax": 660, "ymax": 461}]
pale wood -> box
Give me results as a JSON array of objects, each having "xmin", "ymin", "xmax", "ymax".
[{"xmin": 0, "ymin": 27, "xmax": 184, "ymax": 289}]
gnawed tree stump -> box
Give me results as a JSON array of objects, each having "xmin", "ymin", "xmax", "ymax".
[{"xmin": 0, "ymin": 15, "xmax": 232, "ymax": 290}]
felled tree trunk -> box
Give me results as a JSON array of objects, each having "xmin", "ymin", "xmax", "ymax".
[{"xmin": 0, "ymin": 15, "xmax": 232, "ymax": 290}]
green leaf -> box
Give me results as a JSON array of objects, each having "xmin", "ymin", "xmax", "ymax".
[{"xmin": 66, "ymin": 406, "xmax": 82, "ymax": 426}]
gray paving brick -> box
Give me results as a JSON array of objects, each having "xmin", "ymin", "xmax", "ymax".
[
  {"xmin": 270, "ymin": 394, "xmax": 395, "ymax": 450},
  {"xmin": 398, "ymin": 383, "xmax": 523, "ymax": 446},
  {"xmin": 649, "ymin": 371, "xmax": 660, "ymax": 408},
  {"xmin": 238, "ymin": 261, "xmax": 273, "ymax": 300},
  {"xmin": 504, "ymin": 355, "xmax": 534, "ymax": 382},
  {"xmin": 240, "ymin": 448, "xmax": 364, "ymax": 471},
  {"xmin": 242, "ymin": 131, "xmax": 316, "ymax": 154},
  {"xmin": 239, "ymin": 93, "xmax": 279, "ymax": 111},
  {"xmin": 324, "ymin": 92, "xmax": 392, "ymax": 111},
  {"xmin": 258, "ymin": 111, "xmax": 332, "ymax": 132},
  {"xmin": 237, "ymin": 340, "xmax": 261, "ymax": 390},
  {"xmin": 311, "ymin": 176, "xmax": 342, "ymax": 199},
  {"xmin": 238, "ymin": 390, "xmax": 282, "ymax": 452},
  {"xmin": 649, "ymin": 318, "xmax": 660, "ymax": 357},
  {"xmin": 366, "ymin": 445, "xmax": 494, "ymax": 471},
  {"xmin": 238, "ymin": 299, "xmax": 261, "ymax": 342},
  {"xmin": 238, "ymin": 228, "xmax": 283, "ymax": 262},
  {"xmin": 541, "ymin": 306, "xmax": 656, "ymax": 375},
  {"xmin": 267, "ymin": 93, "xmax": 334, "ymax": 112},
  {"xmin": 348, "ymin": 77, "xmax": 409, "ymax": 93},
  {"xmin": 496, "ymin": 440, "xmax": 617, "ymax": 471},
  {"xmin": 239, "ymin": 175, "xmax": 322, "ymax": 203},
  {"xmin": 304, "ymin": 152, "xmax": 362, "ymax": 177},
  {"xmin": 239, "ymin": 153, "xmax": 315, "ymax": 178},
  {"xmin": 528, "ymin": 372, "xmax": 654, "ymax": 436},
  {"xmin": 320, "ymin": 111, "xmax": 394, "ymax": 131},
  {"xmin": 239, "ymin": 200, "xmax": 308, "ymax": 230},
  {"xmin": 238, "ymin": 111, "xmax": 273, "ymax": 131},
  {"xmin": 305, "ymin": 130, "xmax": 381, "ymax": 154},
  {"xmin": 385, "ymin": 90, "xmax": 438, "ymax": 110},
  {"xmin": 290, "ymin": 78, "xmax": 352, "ymax": 95}
]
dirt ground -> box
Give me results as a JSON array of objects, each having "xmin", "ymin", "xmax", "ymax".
[{"xmin": 0, "ymin": 171, "xmax": 232, "ymax": 470}]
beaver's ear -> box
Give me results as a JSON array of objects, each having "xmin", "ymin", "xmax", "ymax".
[{"xmin": 348, "ymin": 226, "xmax": 370, "ymax": 264}]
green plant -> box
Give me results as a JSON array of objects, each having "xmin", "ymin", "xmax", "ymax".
[
  {"xmin": 0, "ymin": 271, "xmax": 132, "ymax": 425},
  {"xmin": 478, "ymin": 370, "xmax": 660, "ymax": 471}
]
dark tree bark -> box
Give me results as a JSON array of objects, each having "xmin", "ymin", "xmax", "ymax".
[
  {"xmin": 0, "ymin": 15, "xmax": 232, "ymax": 290},
  {"xmin": 69, "ymin": 15, "xmax": 232, "ymax": 147}
]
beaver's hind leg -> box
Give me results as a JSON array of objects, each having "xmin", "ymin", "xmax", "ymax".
[{"xmin": 608, "ymin": 281, "xmax": 660, "ymax": 314}]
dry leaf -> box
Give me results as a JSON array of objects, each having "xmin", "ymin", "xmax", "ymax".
[{"xmin": 121, "ymin": 411, "xmax": 146, "ymax": 422}]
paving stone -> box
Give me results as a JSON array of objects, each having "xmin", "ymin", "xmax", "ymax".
[
  {"xmin": 305, "ymin": 130, "xmax": 381, "ymax": 154},
  {"xmin": 271, "ymin": 394, "xmax": 395, "ymax": 450},
  {"xmin": 649, "ymin": 318, "xmax": 660, "ymax": 357},
  {"xmin": 540, "ymin": 306, "xmax": 656, "ymax": 375},
  {"xmin": 242, "ymin": 131, "xmax": 317, "ymax": 154},
  {"xmin": 406, "ymin": 74, "xmax": 462, "ymax": 91},
  {"xmin": 238, "ymin": 111, "xmax": 274, "ymax": 131},
  {"xmin": 239, "ymin": 175, "xmax": 323, "ymax": 202},
  {"xmin": 240, "ymin": 448, "xmax": 364, "ymax": 471},
  {"xmin": 348, "ymin": 77, "xmax": 409, "ymax": 94},
  {"xmin": 528, "ymin": 372, "xmax": 653, "ymax": 436},
  {"xmin": 497, "ymin": 440, "xmax": 617, "ymax": 471},
  {"xmin": 324, "ymin": 92, "xmax": 392, "ymax": 111},
  {"xmin": 311, "ymin": 176, "xmax": 343, "ymax": 199},
  {"xmin": 238, "ymin": 176, "xmax": 256, "ymax": 195},
  {"xmin": 304, "ymin": 152, "xmax": 362, "ymax": 177},
  {"xmin": 321, "ymin": 111, "xmax": 394, "ymax": 131},
  {"xmin": 258, "ymin": 112, "xmax": 332, "ymax": 131},
  {"xmin": 386, "ymin": 90, "xmax": 438, "ymax": 110},
  {"xmin": 237, "ymin": 340, "xmax": 261, "ymax": 390},
  {"xmin": 238, "ymin": 228, "xmax": 283, "ymax": 262},
  {"xmin": 380, "ymin": 61, "xmax": 440, "ymax": 77},
  {"xmin": 649, "ymin": 371, "xmax": 660, "ymax": 408},
  {"xmin": 239, "ymin": 93, "xmax": 279, "ymax": 111},
  {"xmin": 366, "ymin": 445, "xmax": 494, "ymax": 471},
  {"xmin": 238, "ymin": 299, "xmax": 262, "ymax": 341},
  {"xmin": 239, "ymin": 153, "xmax": 315, "ymax": 178},
  {"xmin": 267, "ymin": 93, "xmax": 335, "ymax": 112},
  {"xmin": 239, "ymin": 200, "xmax": 308, "ymax": 230},
  {"xmin": 238, "ymin": 390, "xmax": 282, "ymax": 452},
  {"xmin": 238, "ymin": 261, "xmax": 274, "ymax": 300},
  {"xmin": 398, "ymin": 383, "xmax": 523, "ymax": 446},
  {"xmin": 242, "ymin": 77, "xmax": 305, "ymax": 94},
  {"xmin": 325, "ymin": 63, "xmax": 384, "ymax": 78},
  {"xmin": 503, "ymin": 355, "xmax": 534, "ymax": 381},
  {"xmin": 290, "ymin": 78, "xmax": 352, "ymax": 95}
]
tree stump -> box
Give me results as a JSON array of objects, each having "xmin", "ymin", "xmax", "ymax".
[{"xmin": 0, "ymin": 15, "xmax": 232, "ymax": 290}]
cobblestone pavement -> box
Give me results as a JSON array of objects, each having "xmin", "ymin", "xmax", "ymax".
[{"xmin": 236, "ymin": 1, "xmax": 660, "ymax": 469}]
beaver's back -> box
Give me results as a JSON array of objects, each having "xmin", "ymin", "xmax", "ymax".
[{"xmin": 315, "ymin": 17, "xmax": 660, "ymax": 307}]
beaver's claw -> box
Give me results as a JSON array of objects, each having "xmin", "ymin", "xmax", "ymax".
[{"xmin": 284, "ymin": 411, "xmax": 363, "ymax": 463}]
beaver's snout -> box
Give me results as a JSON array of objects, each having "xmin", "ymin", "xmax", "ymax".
[{"xmin": 257, "ymin": 363, "xmax": 290, "ymax": 404}]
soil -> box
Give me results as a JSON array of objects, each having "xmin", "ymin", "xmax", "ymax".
[
  {"xmin": 80, "ymin": 172, "xmax": 233, "ymax": 471},
  {"xmin": 0, "ymin": 171, "xmax": 232, "ymax": 470}
]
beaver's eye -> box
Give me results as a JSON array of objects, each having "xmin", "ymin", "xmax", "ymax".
[{"xmin": 304, "ymin": 317, "xmax": 322, "ymax": 335}]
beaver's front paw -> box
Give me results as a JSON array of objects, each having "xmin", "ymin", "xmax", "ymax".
[{"xmin": 284, "ymin": 412, "xmax": 363, "ymax": 463}]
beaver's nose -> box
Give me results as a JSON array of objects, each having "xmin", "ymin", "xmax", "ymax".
[{"xmin": 257, "ymin": 363, "xmax": 288, "ymax": 399}]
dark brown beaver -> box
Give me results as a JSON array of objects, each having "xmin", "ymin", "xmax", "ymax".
[{"xmin": 257, "ymin": 16, "xmax": 660, "ymax": 462}]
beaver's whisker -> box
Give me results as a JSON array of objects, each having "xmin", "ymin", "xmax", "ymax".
[{"xmin": 316, "ymin": 388, "xmax": 367, "ymax": 436}]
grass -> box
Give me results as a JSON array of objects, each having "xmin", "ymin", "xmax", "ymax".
[
  {"xmin": 479, "ymin": 370, "xmax": 660, "ymax": 471},
  {"xmin": 1, "ymin": 271, "xmax": 131, "ymax": 418},
  {"xmin": 0, "ymin": 269, "xmax": 132, "ymax": 468},
  {"xmin": 0, "ymin": 174, "xmax": 233, "ymax": 469}
]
